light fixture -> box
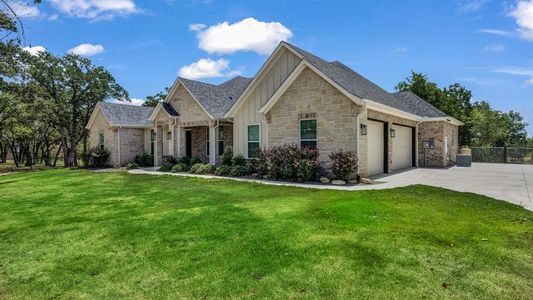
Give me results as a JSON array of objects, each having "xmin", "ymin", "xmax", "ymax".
[
  {"xmin": 360, "ymin": 124, "xmax": 367, "ymax": 135},
  {"xmin": 390, "ymin": 128, "xmax": 396, "ymax": 138}
]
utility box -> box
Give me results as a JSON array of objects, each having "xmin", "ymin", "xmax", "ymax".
[{"xmin": 456, "ymin": 154, "xmax": 472, "ymax": 167}]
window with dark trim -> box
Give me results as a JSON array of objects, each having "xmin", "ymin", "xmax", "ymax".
[
  {"xmin": 247, "ymin": 125, "xmax": 259, "ymax": 158},
  {"xmin": 218, "ymin": 126, "xmax": 224, "ymax": 155},
  {"xmin": 99, "ymin": 132, "xmax": 105, "ymax": 150},
  {"xmin": 300, "ymin": 119, "xmax": 317, "ymax": 149},
  {"xmin": 205, "ymin": 127, "xmax": 210, "ymax": 156}
]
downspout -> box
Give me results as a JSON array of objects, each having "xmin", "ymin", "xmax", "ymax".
[
  {"xmin": 356, "ymin": 114, "xmax": 360, "ymax": 175},
  {"xmin": 117, "ymin": 126, "xmax": 121, "ymax": 166}
]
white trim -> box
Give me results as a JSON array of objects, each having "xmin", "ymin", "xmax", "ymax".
[
  {"xmin": 225, "ymin": 43, "xmax": 302, "ymax": 118},
  {"xmin": 356, "ymin": 114, "xmax": 360, "ymax": 175},
  {"xmin": 299, "ymin": 118, "xmax": 317, "ymax": 149},
  {"xmin": 421, "ymin": 116, "xmax": 464, "ymax": 126},
  {"xmin": 365, "ymin": 100, "xmax": 420, "ymax": 121},
  {"xmin": 246, "ymin": 124, "xmax": 260, "ymax": 159},
  {"xmin": 148, "ymin": 102, "xmax": 177, "ymax": 122},
  {"xmin": 85, "ymin": 105, "xmax": 112, "ymax": 129}
]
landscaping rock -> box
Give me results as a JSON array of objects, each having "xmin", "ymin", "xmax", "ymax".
[
  {"xmin": 320, "ymin": 176, "xmax": 330, "ymax": 183},
  {"xmin": 348, "ymin": 179, "xmax": 359, "ymax": 184},
  {"xmin": 331, "ymin": 180, "xmax": 346, "ymax": 185},
  {"xmin": 360, "ymin": 178, "xmax": 373, "ymax": 184}
]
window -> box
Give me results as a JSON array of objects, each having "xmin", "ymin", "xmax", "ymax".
[
  {"xmin": 150, "ymin": 130, "xmax": 156, "ymax": 142},
  {"xmin": 99, "ymin": 132, "xmax": 105, "ymax": 149},
  {"xmin": 218, "ymin": 126, "xmax": 224, "ymax": 155},
  {"xmin": 300, "ymin": 119, "xmax": 317, "ymax": 149},
  {"xmin": 205, "ymin": 127, "xmax": 210, "ymax": 156},
  {"xmin": 166, "ymin": 131, "xmax": 171, "ymax": 140},
  {"xmin": 247, "ymin": 125, "xmax": 260, "ymax": 158}
]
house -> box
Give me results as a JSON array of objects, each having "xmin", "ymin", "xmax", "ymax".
[{"xmin": 86, "ymin": 41, "xmax": 463, "ymax": 177}]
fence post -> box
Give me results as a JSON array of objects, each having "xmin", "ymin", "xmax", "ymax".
[{"xmin": 503, "ymin": 146, "xmax": 507, "ymax": 164}]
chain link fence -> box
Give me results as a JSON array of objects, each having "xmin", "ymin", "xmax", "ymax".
[{"xmin": 471, "ymin": 147, "xmax": 533, "ymax": 164}]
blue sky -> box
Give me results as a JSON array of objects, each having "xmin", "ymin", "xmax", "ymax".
[{"xmin": 12, "ymin": 0, "xmax": 533, "ymax": 135}]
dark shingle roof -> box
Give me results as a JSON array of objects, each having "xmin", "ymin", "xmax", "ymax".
[
  {"xmin": 178, "ymin": 76, "xmax": 252, "ymax": 118},
  {"xmin": 391, "ymin": 91, "xmax": 447, "ymax": 118},
  {"xmin": 284, "ymin": 42, "xmax": 448, "ymax": 118},
  {"xmin": 161, "ymin": 102, "xmax": 179, "ymax": 116},
  {"xmin": 98, "ymin": 102, "xmax": 154, "ymax": 127}
]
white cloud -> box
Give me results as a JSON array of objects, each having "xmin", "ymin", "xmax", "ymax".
[
  {"xmin": 195, "ymin": 17, "xmax": 293, "ymax": 55},
  {"xmin": 108, "ymin": 98, "xmax": 145, "ymax": 106},
  {"xmin": 22, "ymin": 45, "xmax": 46, "ymax": 55},
  {"xmin": 189, "ymin": 23, "xmax": 207, "ymax": 31},
  {"xmin": 477, "ymin": 29, "xmax": 514, "ymax": 36},
  {"xmin": 509, "ymin": 0, "xmax": 533, "ymax": 40},
  {"xmin": 494, "ymin": 66, "xmax": 533, "ymax": 84},
  {"xmin": 49, "ymin": 0, "xmax": 139, "ymax": 20},
  {"xmin": 483, "ymin": 44, "xmax": 505, "ymax": 52},
  {"xmin": 178, "ymin": 58, "xmax": 241, "ymax": 80},
  {"xmin": 7, "ymin": 1, "xmax": 40, "ymax": 18},
  {"xmin": 457, "ymin": 0, "xmax": 489, "ymax": 14},
  {"xmin": 68, "ymin": 43, "xmax": 105, "ymax": 56}
]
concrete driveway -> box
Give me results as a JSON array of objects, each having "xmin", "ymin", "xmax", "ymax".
[{"xmin": 370, "ymin": 163, "xmax": 533, "ymax": 211}]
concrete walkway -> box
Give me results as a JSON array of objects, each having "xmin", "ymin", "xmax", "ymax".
[{"xmin": 128, "ymin": 163, "xmax": 533, "ymax": 211}]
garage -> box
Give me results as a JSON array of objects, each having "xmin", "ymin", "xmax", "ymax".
[
  {"xmin": 392, "ymin": 124, "xmax": 414, "ymax": 171},
  {"xmin": 367, "ymin": 120, "xmax": 385, "ymax": 176}
]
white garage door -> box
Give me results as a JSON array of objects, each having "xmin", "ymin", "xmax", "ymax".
[
  {"xmin": 392, "ymin": 125, "xmax": 413, "ymax": 171},
  {"xmin": 367, "ymin": 121, "xmax": 384, "ymax": 176}
]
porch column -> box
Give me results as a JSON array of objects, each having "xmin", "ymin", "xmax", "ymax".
[
  {"xmin": 170, "ymin": 121, "xmax": 175, "ymax": 157},
  {"xmin": 175, "ymin": 123, "xmax": 181, "ymax": 158},
  {"xmin": 153, "ymin": 125, "xmax": 159, "ymax": 166},
  {"xmin": 209, "ymin": 124, "xmax": 216, "ymax": 164}
]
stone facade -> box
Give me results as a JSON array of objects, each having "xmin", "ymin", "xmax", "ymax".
[
  {"xmin": 358, "ymin": 109, "xmax": 417, "ymax": 176},
  {"xmin": 267, "ymin": 67, "xmax": 361, "ymax": 163},
  {"xmin": 88, "ymin": 110, "xmax": 116, "ymax": 165},
  {"xmin": 118, "ymin": 128, "xmax": 145, "ymax": 165},
  {"xmin": 418, "ymin": 121, "xmax": 458, "ymax": 167}
]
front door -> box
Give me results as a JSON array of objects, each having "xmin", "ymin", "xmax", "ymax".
[{"xmin": 185, "ymin": 130, "xmax": 192, "ymax": 158}]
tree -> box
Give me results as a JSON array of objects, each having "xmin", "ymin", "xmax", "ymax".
[
  {"xmin": 28, "ymin": 52, "xmax": 129, "ymax": 167},
  {"xmin": 503, "ymin": 111, "xmax": 528, "ymax": 146},
  {"xmin": 143, "ymin": 87, "xmax": 169, "ymax": 107}
]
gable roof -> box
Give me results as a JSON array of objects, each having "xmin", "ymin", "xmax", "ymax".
[
  {"xmin": 391, "ymin": 91, "xmax": 447, "ymax": 118},
  {"xmin": 161, "ymin": 102, "xmax": 179, "ymax": 116},
  {"xmin": 176, "ymin": 76, "xmax": 252, "ymax": 118},
  {"xmin": 96, "ymin": 102, "xmax": 154, "ymax": 127},
  {"xmin": 283, "ymin": 42, "xmax": 418, "ymax": 114}
]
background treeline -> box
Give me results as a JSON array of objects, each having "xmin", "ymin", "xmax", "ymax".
[{"xmin": 396, "ymin": 72, "xmax": 531, "ymax": 147}]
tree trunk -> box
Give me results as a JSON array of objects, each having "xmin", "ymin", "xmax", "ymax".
[
  {"xmin": 10, "ymin": 143, "xmax": 19, "ymax": 167},
  {"xmin": 53, "ymin": 143, "xmax": 62, "ymax": 167}
]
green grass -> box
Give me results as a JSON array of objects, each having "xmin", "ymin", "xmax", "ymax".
[{"xmin": 0, "ymin": 169, "xmax": 531, "ymax": 299}]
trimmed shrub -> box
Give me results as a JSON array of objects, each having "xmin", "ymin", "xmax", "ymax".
[
  {"xmin": 134, "ymin": 153, "xmax": 154, "ymax": 167},
  {"xmin": 215, "ymin": 165, "xmax": 232, "ymax": 176},
  {"xmin": 231, "ymin": 154, "xmax": 246, "ymax": 167},
  {"xmin": 329, "ymin": 150, "xmax": 358, "ymax": 181},
  {"xmin": 189, "ymin": 163, "xmax": 203, "ymax": 174},
  {"xmin": 230, "ymin": 165, "xmax": 248, "ymax": 177},
  {"xmin": 221, "ymin": 146, "xmax": 233, "ymax": 166},
  {"xmin": 87, "ymin": 147, "xmax": 110, "ymax": 167},
  {"xmin": 171, "ymin": 163, "xmax": 188, "ymax": 173},
  {"xmin": 190, "ymin": 163, "xmax": 214, "ymax": 174},
  {"xmin": 180, "ymin": 156, "xmax": 191, "ymax": 166},
  {"xmin": 158, "ymin": 164, "xmax": 172, "ymax": 172},
  {"xmin": 190, "ymin": 156, "xmax": 202, "ymax": 166},
  {"xmin": 126, "ymin": 162, "xmax": 139, "ymax": 170},
  {"xmin": 165, "ymin": 156, "xmax": 180, "ymax": 166},
  {"xmin": 254, "ymin": 143, "xmax": 321, "ymax": 182}
]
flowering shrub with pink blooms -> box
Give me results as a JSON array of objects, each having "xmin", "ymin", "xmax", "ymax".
[
  {"xmin": 254, "ymin": 144, "xmax": 321, "ymax": 182},
  {"xmin": 329, "ymin": 150, "xmax": 359, "ymax": 181}
]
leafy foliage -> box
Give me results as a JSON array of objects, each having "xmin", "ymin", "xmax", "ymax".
[
  {"xmin": 230, "ymin": 165, "xmax": 248, "ymax": 177},
  {"xmin": 254, "ymin": 144, "xmax": 321, "ymax": 182},
  {"xmin": 214, "ymin": 165, "xmax": 232, "ymax": 176},
  {"xmin": 133, "ymin": 153, "xmax": 154, "ymax": 167},
  {"xmin": 221, "ymin": 146, "xmax": 233, "ymax": 166},
  {"xmin": 231, "ymin": 154, "xmax": 246, "ymax": 167},
  {"xmin": 86, "ymin": 147, "xmax": 110, "ymax": 168},
  {"xmin": 329, "ymin": 150, "xmax": 358, "ymax": 181},
  {"xmin": 190, "ymin": 163, "xmax": 214, "ymax": 174},
  {"xmin": 126, "ymin": 163, "xmax": 139, "ymax": 170}
]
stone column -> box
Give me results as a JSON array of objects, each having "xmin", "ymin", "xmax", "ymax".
[
  {"xmin": 153, "ymin": 125, "xmax": 159, "ymax": 166},
  {"xmin": 209, "ymin": 124, "xmax": 216, "ymax": 164},
  {"xmin": 170, "ymin": 121, "xmax": 175, "ymax": 157}
]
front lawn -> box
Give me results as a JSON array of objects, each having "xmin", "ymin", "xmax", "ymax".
[{"xmin": 0, "ymin": 169, "xmax": 531, "ymax": 299}]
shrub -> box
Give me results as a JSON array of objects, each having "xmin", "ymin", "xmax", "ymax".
[
  {"xmin": 329, "ymin": 150, "xmax": 358, "ymax": 181},
  {"xmin": 133, "ymin": 153, "xmax": 154, "ymax": 167},
  {"xmin": 231, "ymin": 154, "xmax": 246, "ymax": 167},
  {"xmin": 87, "ymin": 147, "xmax": 110, "ymax": 167},
  {"xmin": 171, "ymin": 163, "xmax": 188, "ymax": 173},
  {"xmin": 189, "ymin": 163, "xmax": 203, "ymax": 174},
  {"xmin": 254, "ymin": 144, "xmax": 321, "ymax": 182},
  {"xmin": 190, "ymin": 163, "xmax": 214, "ymax": 174},
  {"xmin": 190, "ymin": 156, "xmax": 202, "ymax": 166},
  {"xmin": 180, "ymin": 156, "xmax": 191, "ymax": 166},
  {"xmin": 126, "ymin": 163, "xmax": 139, "ymax": 170},
  {"xmin": 221, "ymin": 146, "xmax": 233, "ymax": 166},
  {"xmin": 165, "ymin": 156, "xmax": 180, "ymax": 166},
  {"xmin": 214, "ymin": 165, "xmax": 232, "ymax": 176},
  {"xmin": 158, "ymin": 164, "xmax": 172, "ymax": 172},
  {"xmin": 230, "ymin": 165, "xmax": 248, "ymax": 177}
]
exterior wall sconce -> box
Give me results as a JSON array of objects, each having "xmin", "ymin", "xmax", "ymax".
[
  {"xmin": 390, "ymin": 128, "xmax": 396, "ymax": 138},
  {"xmin": 360, "ymin": 124, "xmax": 367, "ymax": 135}
]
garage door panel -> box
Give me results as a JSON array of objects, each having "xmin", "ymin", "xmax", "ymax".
[
  {"xmin": 392, "ymin": 125, "xmax": 413, "ymax": 171},
  {"xmin": 367, "ymin": 121, "xmax": 384, "ymax": 176}
]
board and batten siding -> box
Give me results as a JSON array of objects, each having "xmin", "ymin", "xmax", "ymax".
[{"xmin": 233, "ymin": 48, "xmax": 302, "ymax": 156}]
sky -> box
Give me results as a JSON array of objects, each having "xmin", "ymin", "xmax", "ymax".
[{"xmin": 9, "ymin": 0, "xmax": 533, "ymax": 135}]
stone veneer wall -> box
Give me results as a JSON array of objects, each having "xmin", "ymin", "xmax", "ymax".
[
  {"xmin": 418, "ymin": 121, "xmax": 458, "ymax": 167},
  {"xmin": 118, "ymin": 128, "xmax": 145, "ymax": 165},
  {"xmin": 267, "ymin": 67, "xmax": 361, "ymax": 164},
  {"xmin": 216, "ymin": 124, "xmax": 233, "ymax": 164},
  {"xmin": 358, "ymin": 109, "xmax": 417, "ymax": 177},
  {"xmin": 88, "ymin": 110, "xmax": 117, "ymax": 165}
]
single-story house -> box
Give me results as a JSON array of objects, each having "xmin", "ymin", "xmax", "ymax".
[{"xmin": 86, "ymin": 41, "xmax": 463, "ymax": 177}]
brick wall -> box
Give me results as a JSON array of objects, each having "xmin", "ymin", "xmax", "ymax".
[{"xmin": 418, "ymin": 121, "xmax": 459, "ymax": 167}]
